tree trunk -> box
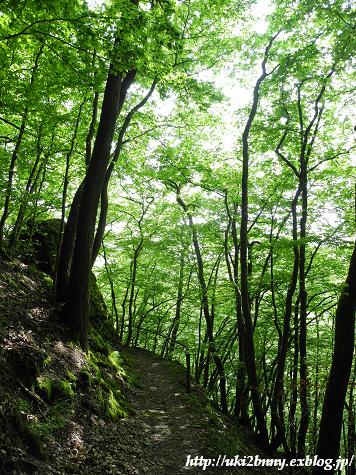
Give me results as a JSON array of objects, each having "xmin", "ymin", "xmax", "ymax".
[
  {"xmin": 270, "ymin": 187, "xmax": 300, "ymax": 452},
  {"xmin": 91, "ymin": 80, "xmax": 156, "ymax": 265},
  {"xmin": 9, "ymin": 126, "xmax": 44, "ymax": 251},
  {"xmin": 63, "ymin": 59, "xmax": 136, "ymax": 346},
  {"xmin": 168, "ymin": 250, "xmax": 185, "ymax": 355},
  {"xmin": 126, "ymin": 240, "xmax": 143, "ymax": 346},
  {"xmin": 238, "ymin": 35, "xmax": 277, "ymax": 449},
  {"xmin": 297, "ymin": 166, "xmax": 309, "ymax": 457},
  {"xmin": 313, "ymin": 240, "xmax": 356, "ymax": 473},
  {"xmin": 176, "ymin": 191, "xmax": 228, "ymax": 413}
]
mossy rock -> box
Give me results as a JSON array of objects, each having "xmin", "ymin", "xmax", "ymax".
[
  {"xmin": 26, "ymin": 219, "xmax": 62, "ymax": 275},
  {"xmin": 13, "ymin": 397, "xmax": 71, "ymax": 459},
  {"xmin": 25, "ymin": 219, "xmax": 108, "ymax": 321},
  {"xmin": 35, "ymin": 376, "xmax": 75, "ymax": 402}
]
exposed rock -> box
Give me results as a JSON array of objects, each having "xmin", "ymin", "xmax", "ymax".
[{"xmin": 23, "ymin": 219, "xmax": 107, "ymax": 321}]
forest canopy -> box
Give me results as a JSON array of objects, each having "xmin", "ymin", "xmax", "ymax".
[{"xmin": 0, "ymin": 0, "xmax": 355, "ymax": 467}]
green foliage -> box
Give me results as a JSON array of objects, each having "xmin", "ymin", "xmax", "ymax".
[{"xmin": 0, "ymin": 0, "xmax": 355, "ymax": 460}]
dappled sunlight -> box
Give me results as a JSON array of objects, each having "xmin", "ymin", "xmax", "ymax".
[
  {"xmin": 69, "ymin": 423, "xmax": 85, "ymax": 460},
  {"xmin": 53, "ymin": 341, "xmax": 85, "ymax": 369}
]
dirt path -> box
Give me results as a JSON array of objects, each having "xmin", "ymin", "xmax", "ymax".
[
  {"xmin": 121, "ymin": 348, "xmax": 207, "ymax": 473},
  {"xmin": 79, "ymin": 348, "xmax": 286, "ymax": 475},
  {"xmin": 80, "ymin": 347, "xmax": 240, "ymax": 474}
]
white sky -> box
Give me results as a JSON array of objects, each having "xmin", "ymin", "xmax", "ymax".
[{"xmin": 87, "ymin": 0, "xmax": 355, "ymax": 233}]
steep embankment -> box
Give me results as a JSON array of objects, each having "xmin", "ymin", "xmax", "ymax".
[
  {"xmin": 0, "ymin": 242, "xmax": 284, "ymax": 474},
  {"xmin": 0, "ymin": 256, "xmax": 131, "ymax": 473}
]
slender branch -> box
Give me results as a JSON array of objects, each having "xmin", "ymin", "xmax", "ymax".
[
  {"xmin": 0, "ymin": 116, "xmax": 20, "ymax": 130},
  {"xmin": 309, "ymin": 146, "xmax": 355, "ymax": 172},
  {"xmin": 2, "ymin": 15, "xmax": 92, "ymax": 41}
]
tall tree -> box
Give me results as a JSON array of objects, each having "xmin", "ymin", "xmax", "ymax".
[{"xmin": 313, "ymin": 237, "xmax": 356, "ymax": 473}]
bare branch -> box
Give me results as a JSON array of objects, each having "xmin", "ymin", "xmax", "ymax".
[{"xmin": 309, "ymin": 146, "xmax": 355, "ymax": 172}]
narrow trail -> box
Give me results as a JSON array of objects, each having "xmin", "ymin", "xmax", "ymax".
[
  {"xmin": 80, "ymin": 348, "xmax": 282, "ymax": 475},
  {"xmin": 80, "ymin": 347, "xmax": 239, "ymax": 474},
  {"xmin": 122, "ymin": 347, "xmax": 205, "ymax": 473}
]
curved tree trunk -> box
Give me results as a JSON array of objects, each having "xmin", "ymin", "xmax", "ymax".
[{"xmin": 238, "ymin": 34, "xmax": 278, "ymax": 449}]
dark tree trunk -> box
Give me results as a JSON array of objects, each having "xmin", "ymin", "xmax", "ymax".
[
  {"xmin": 238, "ymin": 35, "xmax": 278, "ymax": 449},
  {"xmin": 223, "ymin": 196, "xmax": 249, "ymax": 424},
  {"xmin": 55, "ymin": 183, "xmax": 83, "ymax": 303},
  {"xmin": 55, "ymin": 86, "xmax": 100, "ymax": 301},
  {"xmin": 85, "ymin": 91, "xmax": 99, "ymax": 169},
  {"xmin": 91, "ymin": 80, "xmax": 156, "ymax": 265},
  {"xmin": 313, "ymin": 241, "xmax": 356, "ymax": 474},
  {"xmin": 297, "ymin": 166, "xmax": 309, "ymax": 457},
  {"xmin": 64, "ymin": 62, "xmax": 136, "ymax": 347},
  {"xmin": 270, "ymin": 187, "xmax": 300, "ymax": 452},
  {"xmin": 289, "ymin": 297, "xmax": 300, "ymax": 456}
]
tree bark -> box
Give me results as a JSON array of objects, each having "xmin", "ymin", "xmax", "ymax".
[
  {"xmin": 313, "ymin": 240, "xmax": 356, "ymax": 473},
  {"xmin": 64, "ymin": 59, "xmax": 136, "ymax": 346},
  {"xmin": 91, "ymin": 80, "xmax": 156, "ymax": 265}
]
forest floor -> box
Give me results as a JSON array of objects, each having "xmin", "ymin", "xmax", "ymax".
[
  {"xmin": 80, "ymin": 346, "xmax": 282, "ymax": 475},
  {"xmin": 0, "ymin": 257, "xmax": 303, "ymax": 474}
]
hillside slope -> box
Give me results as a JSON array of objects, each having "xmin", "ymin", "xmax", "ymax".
[{"xmin": 0, "ymin": 256, "xmax": 292, "ymax": 474}]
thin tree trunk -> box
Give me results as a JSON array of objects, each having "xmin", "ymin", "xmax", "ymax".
[
  {"xmin": 289, "ymin": 297, "xmax": 300, "ymax": 456},
  {"xmin": 9, "ymin": 126, "xmax": 44, "ymax": 251},
  {"xmin": 120, "ymin": 283, "xmax": 130, "ymax": 342},
  {"xmin": 239, "ymin": 35, "xmax": 278, "ymax": 448},
  {"xmin": 102, "ymin": 242, "xmax": 119, "ymax": 332},
  {"xmin": 270, "ymin": 187, "xmax": 300, "ymax": 452},
  {"xmin": 312, "ymin": 315, "xmax": 320, "ymax": 453},
  {"xmin": 126, "ymin": 240, "xmax": 143, "ymax": 346},
  {"xmin": 0, "ymin": 45, "xmax": 43, "ymax": 252},
  {"xmin": 168, "ymin": 250, "xmax": 185, "ymax": 355},
  {"xmin": 297, "ymin": 165, "xmax": 309, "ymax": 457},
  {"xmin": 175, "ymin": 189, "xmax": 228, "ymax": 413}
]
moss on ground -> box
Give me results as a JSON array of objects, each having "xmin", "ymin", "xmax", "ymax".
[
  {"xmin": 83, "ymin": 347, "xmax": 132, "ymax": 420},
  {"xmin": 14, "ymin": 396, "xmax": 72, "ymax": 459}
]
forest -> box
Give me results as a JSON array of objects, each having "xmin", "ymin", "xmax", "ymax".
[{"xmin": 0, "ymin": 0, "xmax": 355, "ymax": 473}]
